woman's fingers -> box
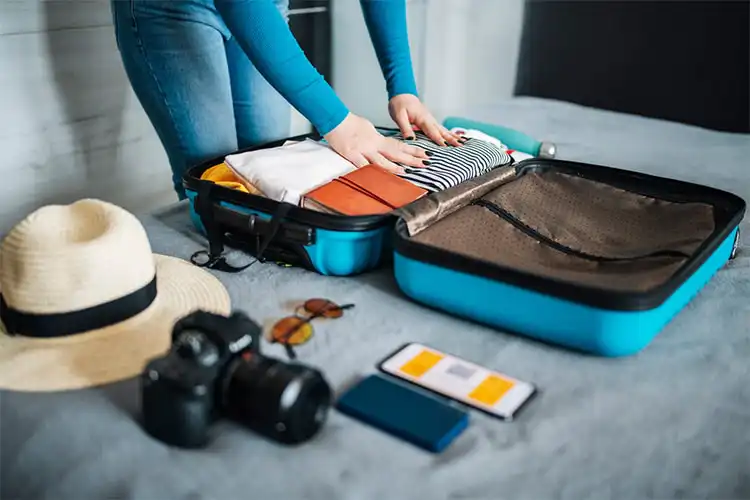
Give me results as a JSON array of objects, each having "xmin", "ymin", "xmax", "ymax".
[
  {"xmin": 399, "ymin": 141, "xmax": 430, "ymax": 160},
  {"xmin": 384, "ymin": 147, "xmax": 427, "ymax": 169},
  {"xmin": 394, "ymin": 109, "xmax": 416, "ymax": 140},
  {"xmin": 365, "ymin": 151, "xmax": 405, "ymax": 174},
  {"xmin": 441, "ymin": 126, "xmax": 464, "ymax": 147},
  {"xmin": 413, "ymin": 115, "xmax": 465, "ymax": 147},
  {"xmin": 387, "ymin": 138, "xmax": 430, "ymax": 168},
  {"xmin": 346, "ymin": 151, "xmax": 370, "ymax": 168},
  {"xmin": 439, "ymin": 125, "xmax": 465, "ymax": 146},
  {"xmin": 421, "ymin": 120, "xmax": 447, "ymax": 146}
]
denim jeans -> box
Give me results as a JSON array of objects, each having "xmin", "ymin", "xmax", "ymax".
[{"xmin": 111, "ymin": 0, "xmax": 292, "ymax": 199}]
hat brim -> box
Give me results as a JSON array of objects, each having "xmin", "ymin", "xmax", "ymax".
[{"xmin": 0, "ymin": 254, "xmax": 231, "ymax": 392}]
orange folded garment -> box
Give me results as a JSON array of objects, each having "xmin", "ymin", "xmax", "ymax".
[
  {"xmin": 200, "ymin": 163, "xmax": 264, "ymax": 196},
  {"xmin": 301, "ymin": 164, "xmax": 427, "ymax": 216}
]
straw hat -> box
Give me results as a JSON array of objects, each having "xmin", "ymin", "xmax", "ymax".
[{"xmin": 0, "ymin": 199, "xmax": 231, "ymax": 392}]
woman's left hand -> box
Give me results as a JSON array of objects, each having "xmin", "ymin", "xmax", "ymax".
[{"xmin": 388, "ymin": 94, "xmax": 464, "ymax": 147}]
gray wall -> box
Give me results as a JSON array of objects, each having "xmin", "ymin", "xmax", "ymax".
[
  {"xmin": 333, "ymin": 0, "xmax": 524, "ymax": 127},
  {"xmin": 0, "ymin": 0, "xmax": 524, "ymax": 235},
  {"xmin": 0, "ymin": 0, "xmax": 173, "ymax": 235}
]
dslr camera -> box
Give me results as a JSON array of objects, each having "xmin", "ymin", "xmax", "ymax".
[{"xmin": 140, "ymin": 310, "xmax": 332, "ymax": 448}]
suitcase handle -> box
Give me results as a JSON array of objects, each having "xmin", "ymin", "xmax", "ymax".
[
  {"xmin": 212, "ymin": 204, "xmax": 315, "ymax": 247},
  {"xmin": 190, "ymin": 182, "xmax": 315, "ymax": 272}
]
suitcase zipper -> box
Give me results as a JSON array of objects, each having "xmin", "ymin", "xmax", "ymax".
[{"xmin": 470, "ymin": 199, "xmax": 691, "ymax": 262}]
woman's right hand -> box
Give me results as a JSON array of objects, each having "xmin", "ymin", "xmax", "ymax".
[{"xmin": 323, "ymin": 113, "xmax": 430, "ymax": 174}]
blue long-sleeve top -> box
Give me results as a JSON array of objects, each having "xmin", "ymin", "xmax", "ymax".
[{"xmin": 215, "ymin": 0, "xmax": 417, "ymax": 135}]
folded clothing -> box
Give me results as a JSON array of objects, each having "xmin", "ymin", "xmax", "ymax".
[
  {"xmin": 395, "ymin": 132, "xmax": 512, "ymax": 192},
  {"xmin": 449, "ymin": 127, "xmax": 534, "ymax": 162},
  {"xmin": 200, "ymin": 163, "xmax": 262, "ymax": 195},
  {"xmin": 443, "ymin": 117, "xmax": 544, "ymax": 157},
  {"xmin": 509, "ymin": 150, "xmax": 534, "ymax": 162},
  {"xmin": 449, "ymin": 127, "xmax": 506, "ymax": 149},
  {"xmin": 224, "ymin": 139, "xmax": 356, "ymax": 205}
]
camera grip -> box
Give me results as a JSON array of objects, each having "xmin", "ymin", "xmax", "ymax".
[{"xmin": 140, "ymin": 367, "xmax": 214, "ymax": 448}]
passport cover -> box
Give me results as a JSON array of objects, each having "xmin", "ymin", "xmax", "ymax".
[{"xmin": 301, "ymin": 164, "xmax": 427, "ymax": 216}]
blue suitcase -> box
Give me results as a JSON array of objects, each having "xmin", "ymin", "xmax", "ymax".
[{"xmin": 183, "ymin": 136, "xmax": 744, "ymax": 357}]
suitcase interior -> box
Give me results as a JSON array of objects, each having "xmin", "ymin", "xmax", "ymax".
[{"xmin": 392, "ymin": 159, "xmax": 745, "ymax": 355}]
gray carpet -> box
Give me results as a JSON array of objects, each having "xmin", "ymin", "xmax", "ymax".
[{"xmin": 2, "ymin": 97, "xmax": 749, "ymax": 500}]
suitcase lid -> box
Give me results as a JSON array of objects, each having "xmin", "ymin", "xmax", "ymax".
[{"xmin": 392, "ymin": 157, "xmax": 746, "ymax": 311}]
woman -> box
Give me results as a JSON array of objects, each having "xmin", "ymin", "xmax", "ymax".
[{"xmin": 111, "ymin": 0, "xmax": 463, "ymax": 199}]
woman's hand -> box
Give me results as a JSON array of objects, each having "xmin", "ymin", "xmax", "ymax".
[
  {"xmin": 323, "ymin": 113, "xmax": 431, "ymax": 174},
  {"xmin": 388, "ymin": 94, "xmax": 464, "ymax": 147}
]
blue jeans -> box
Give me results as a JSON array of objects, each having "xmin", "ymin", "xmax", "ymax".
[{"xmin": 111, "ymin": 0, "xmax": 291, "ymax": 199}]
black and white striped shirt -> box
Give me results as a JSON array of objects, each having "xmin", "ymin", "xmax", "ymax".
[{"xmin": 395, "ymin": 132, "xmax": 513, "ymax": 191}]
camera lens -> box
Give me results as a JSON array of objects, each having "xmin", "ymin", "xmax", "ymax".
[{"xmin": 221, "ymin": 354, "xmax": 332, "ymax": 444}]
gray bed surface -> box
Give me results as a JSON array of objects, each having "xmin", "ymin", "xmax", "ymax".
[{"xmin": 2, "ymin": 97, "xmax": 749, "ymax": 500}]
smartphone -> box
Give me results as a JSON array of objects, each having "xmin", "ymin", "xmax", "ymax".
[{"xmin": 378, "ymin": 343, "xmax": 537, "ymax": 421}]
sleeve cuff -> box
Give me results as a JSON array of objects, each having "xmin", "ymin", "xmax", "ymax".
[
  {"xmin": 312, "ymin": 102, "xmax": 350, "ymax": 136},
  {"xmin": 386, "ymin": 67, "xmax": 419, "ymax": 100},
  {"xmin": 290, "ymin": 78, "xmax": 351, "ymax": 136}
]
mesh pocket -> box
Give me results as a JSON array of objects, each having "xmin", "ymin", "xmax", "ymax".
[
  {"xmin": 412, "ymin": 205, "xmax": 688, "ymax": 292},
  {"xmin": 482, "ymin": 171, "xmax": 715, "ymax": 259}
]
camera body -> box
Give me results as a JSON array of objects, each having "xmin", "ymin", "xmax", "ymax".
[{"xmin": 141, "ymin": 310, "xmax": 331, "ymax": 448}]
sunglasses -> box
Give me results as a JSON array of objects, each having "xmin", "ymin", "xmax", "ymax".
[{"xmin": 268, "ymin": 298, "xmax": 354, "ymax": 359}]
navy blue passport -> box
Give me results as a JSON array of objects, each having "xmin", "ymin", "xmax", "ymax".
[{"xmin": 335, "ymin": 374, "xmax": 469, "ymax": 453}]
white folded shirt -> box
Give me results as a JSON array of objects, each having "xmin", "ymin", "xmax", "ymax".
[
  {"xmin": 448, "ymin": 127, "xmax": 507, "ymax": 150},
  {"xmin": 224, "ymin": 139, "xmax": 356, "ymax": 204}
]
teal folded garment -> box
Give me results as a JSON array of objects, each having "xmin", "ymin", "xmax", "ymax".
[{"xmin": 442, "ymin": 117, "xmax": 542, "ymax": 157}]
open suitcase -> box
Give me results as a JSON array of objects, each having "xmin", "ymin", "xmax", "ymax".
[{"xmin": 183, "ymin": 133, "xmax": 745, "ymax": 357}]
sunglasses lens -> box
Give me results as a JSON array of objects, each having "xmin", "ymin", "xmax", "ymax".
[
  {"xmin": 271, "ymin": 317, "xmax": 313, "ymax": 346},
  {"xmin": 304, "ymin": 298, "xmax": 343, "ymax": 319}
]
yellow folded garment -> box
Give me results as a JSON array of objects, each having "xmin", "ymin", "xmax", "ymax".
[{"xmin": 200, "ymin": 163, "xmax": 264, "ymax": 196}]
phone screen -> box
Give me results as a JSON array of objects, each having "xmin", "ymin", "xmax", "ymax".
[{"xmin": 378, "ymin": 343, "xmax": 537, "ymax": 421}]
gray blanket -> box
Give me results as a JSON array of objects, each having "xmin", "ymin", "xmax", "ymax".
[{"xmin": 2, "ymin": 97, "xmax": 749, "ymax": 500}]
